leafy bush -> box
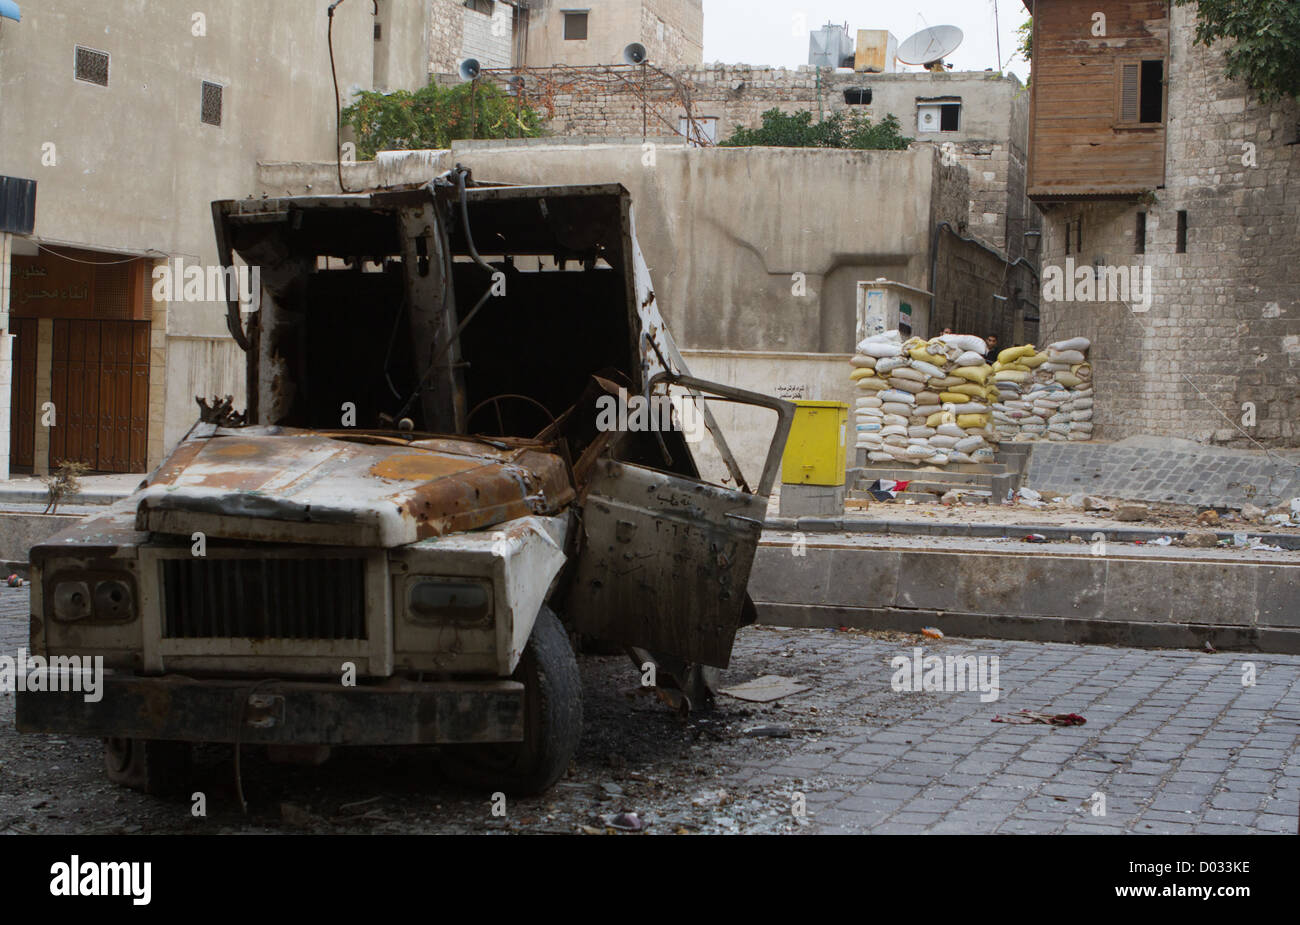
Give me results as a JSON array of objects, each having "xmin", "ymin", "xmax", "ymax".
[
  {"xmin": 1174, "ymin": 0, "xmax": 1300, "ymax": 103},
  {"xmin": 343, "ymin": 81, "xmax": 545, "ymax": 159},
  {"xmin": 718, "ymin": 109, "xmax": 912, "ymax": 150}
]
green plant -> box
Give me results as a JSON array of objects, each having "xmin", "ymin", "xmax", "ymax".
[
  {"xmin": 1016, "ymin": 15, "xmax": 1032, "ymax": 63},
  {"xmin": 718, "ymin": 109, "xmax": 911, "ymax": 150},
  {"xmin": 343, "ymin": 81, "xmax": 545, "ymax": 159},
  {"xmin": 1174, "ymin": 0, "xmax": 1300, "ymax": 103}
]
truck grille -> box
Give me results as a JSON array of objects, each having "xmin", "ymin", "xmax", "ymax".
[{"xmin": 161, "ymin": 557, "xmax": 367, "ymax": 640}]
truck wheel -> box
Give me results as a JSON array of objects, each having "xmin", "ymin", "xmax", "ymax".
[
  {"xmin": 438, "ymin": 606, "xmax": 582, "ymax": 796},
  {"xmin": 103, "ymin": 737, "xmax": 192, "ymax": 796}
]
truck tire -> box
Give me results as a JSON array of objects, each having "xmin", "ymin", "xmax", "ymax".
[
  {"xmin": 104, "ymin": 737, "xmax": 191, "ymax": 796},
  {"xmin": 438, "ymin": 606, "xmax": 582, "ymax": 796}
]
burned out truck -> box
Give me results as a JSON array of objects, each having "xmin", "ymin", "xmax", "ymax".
[{"xmin": 17, "ymin": 169, "xmax": 793, "ymax": 795}]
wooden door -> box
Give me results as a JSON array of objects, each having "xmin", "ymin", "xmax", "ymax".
[
  {"xmin": 49, "ymin": 319, "xmax": 149, "ymax": 472},
  {"xmin": 9, "ymin": 319, "xmax": 37, "ymax": 469}
]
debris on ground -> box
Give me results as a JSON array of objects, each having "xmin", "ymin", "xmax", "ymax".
[
  {"xmin": 720, "ymin": 675, "xmax": 812, "ymax": 703},
  {"xmin": 991, "ymin": 710, "xmax": 1087, "ymax": 727},
  {"xmin": 605, "ymin": 812, "xmax": 645, "ymax": 832},
  {"xmin": 921, "ymin": 627, "xmax": 945, "ymax": 639},
  {"xmin": 1114, "ymin": 503, "xmax": 1149, "ymax": 522}
]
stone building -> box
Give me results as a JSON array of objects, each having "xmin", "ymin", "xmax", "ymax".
[
  {"xmin": 0, "ymin": 0, "xmax": 426, "ymax": 478},
  {"xmin": 1026, "ymin": 0, "xmax": 1300, "ymax": 446},
  {"xmin": 428, "ymin": 0, "xmax": 703, "ymax": 75}
]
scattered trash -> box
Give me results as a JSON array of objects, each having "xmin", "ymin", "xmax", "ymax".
[
  {"xmin": 921, "ymin": 627, "xmax": 945, "ymax": 639},
  {"xmin": 1203, "ymin": 641, "xmax": 1218, "ymax": 654},
  {"xmin": 1240, "ymin": 503, "xmax": 1266, "ymax": 522},
  {"xmin": 1181, "ymin": 531, "xmax": 1220, "ymax": 548},
  {"xmin": 863, "ymin": 479, "xmax": 911, "ymax": 501},
  {"xmin": 1023, "ymin": 533, "xmax": 1048, "ymax": 543},
  {"xmin": 606, "ymin": 812, "xmax": 644, "ymax": 832},
  {"xmin": 1196, "ymin": 509, "xmax": 1220, "ymax": 526},
  {"xmin": 742, "ymin": 724, "xmax": 792, "ymax": 738},
  {"xmin": 691, "ymin": 789, "xmax": 731, "ymax": 808},
  {"xmin": 1266, "ymin": 513, "xmax": 1292, "ymax": 526},
  {"xmin": 1150, "ymin": 535, "xmax": 1173, "ymax": 546},
  {"xmin": 5, "ymin": 575, "xmax": 22, "ymax": 587},
  {"xmin": 991, "ymin": 710, "xmax": 1087, "ymax": 727},
  {"xmin": 1016, "ymin": 487, "xmax": 1042, "ymax": 503},
  {"xmin": 1115, "ymin": 503, "xmax": 1149, "ymax": 522},
  {"xmin": 600, "ymin": 782, "xmax": 625, "ymax": 798},
  {"xmin": 1231, "ymin": 533, "xmax": 1250, "ymax": 548},
  {"xmin": 720, "ymin": 675, "xmax": 812, "ymax": 703}
]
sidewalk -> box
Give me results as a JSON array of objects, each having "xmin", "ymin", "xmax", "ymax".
[{"xmin": 0, "ymin": 473, "xmax": 142, "ymax": 510}]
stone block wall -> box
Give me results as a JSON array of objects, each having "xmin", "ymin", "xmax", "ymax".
[{"xmin": 1037, "ymin": 4, "xmax": 1300, "ymax": 446}]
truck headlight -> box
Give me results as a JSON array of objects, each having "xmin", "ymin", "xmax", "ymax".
[
  {"xmin": 93, "ymin": 579, "xmax": 135, "ymax": 621},
  {"xmin": 49, "ymin": 575, "xmax": 137, "ymax": 623},
  {"xmin": 52, "ymin": 581, "xmax": 92, "ymax": 621},
  {"xmin": 406, "ymin": 579, "xmax": 492, "ymax": 628}
]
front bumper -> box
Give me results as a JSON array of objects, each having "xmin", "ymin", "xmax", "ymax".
[{"xmin": 15, "ymin": 671, "xmax": 525, "ymax": 745}]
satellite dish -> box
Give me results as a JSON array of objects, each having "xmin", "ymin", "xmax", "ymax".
[
  {"xmin": 623, "ymin": 42, "xmax": 647, "ymax": 66},
  {"xmin": 458, "ymin": 58, "xmax": 481, "ymax": 81},
  {"xmin": 896, "ymin": 25, "xmax": 963, "ymax": 69}
]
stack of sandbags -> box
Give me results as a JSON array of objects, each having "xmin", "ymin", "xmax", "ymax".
[
  {"xmin": 988, "ymin": 337, "xmax": 1094, "ymax": 442},
  {"xmin": 1034, "ymin": 336, "xmax": 1093, "ymax": 441},
  {"xmin": 989, "ymin": 344, "xmax": 1050, "ymax": 441},
  {"xmin": 851, "ymin": 331, "xmax": 999, "ymax": 466}
]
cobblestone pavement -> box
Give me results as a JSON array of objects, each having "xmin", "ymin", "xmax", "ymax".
[
  {"xmin": 2, "ymin": 585, "xmax": 1297, "ymax": 834},
  {"xmin": 1026, "ymin": 436, "xmax": 1300, "ymax": 510}
]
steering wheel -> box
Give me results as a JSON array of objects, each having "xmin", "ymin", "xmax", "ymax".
[{"xmin": 467, "ymin": 393, "xmax": 557, "ymax": 438}]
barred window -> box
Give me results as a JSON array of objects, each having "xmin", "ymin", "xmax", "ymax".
[
  {"xmin": 74, "ymin": 46, "xmax": 110, "ymax": 86},
  {"xmin": 201, "ymin": 81, "xmax": 223, "ymax": 126}
]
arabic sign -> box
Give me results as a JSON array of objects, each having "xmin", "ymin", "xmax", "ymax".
[{"xmin": 11, "ymin": 252, "xmax": 147, "ymax": 320}]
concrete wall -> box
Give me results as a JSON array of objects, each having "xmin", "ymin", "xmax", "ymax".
[
  {"xmin": 487, "ymin": 66, "xmax": 1037, "ymax": 258},
  {"xmin": 0, "ymin": 1, "xmax": 428, "ymax": 466},
  {"xmin": 1036, "ymin": 4, "xmax": 1300, "ymax": 446}
]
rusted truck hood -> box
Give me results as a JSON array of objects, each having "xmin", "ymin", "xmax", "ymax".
[{"xmin": 133, "ymin": 424, "xmax": 574, "ymax": 548}]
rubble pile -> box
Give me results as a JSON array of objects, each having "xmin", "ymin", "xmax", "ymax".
[
  {"xmin": 851, "ymin": 331, "xmax": 998, "ymax": 466},
  {"xmin": 990, "ymin": 337, "xmax": 1094, "ymax": 443}
]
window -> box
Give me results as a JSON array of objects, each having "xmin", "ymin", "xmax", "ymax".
[
  {"xmin": 563, "ymin": 11, "xmax": 588, "ymax": 40},
  {"xmin": 1176, "ymin": 210, "xmax": 1187, "ymax": 253},
  {"xmin": 74, "ymin": 46, "xmax": 110, "ymax": 86},
  {"xmin": 917, "ymin": 100, "xmax": 960, "ymax": 133},
  {"xmin": 201, "ymin": 81, "xmax": 223, "ymax": 126},
  {"xmin": 374, "ymin": 23, "xmax": 382, "ymax": 40},
  {"xmin": 1118, "ymin": 58, "xmax": 1164, "ymax": 124},
  {"xmin": 465, "ymin": 0, "xmax": 494, "ymax": 15},
  {"xmin": 1135, "ymin": 211, "xmax": 1146, "ymax": 255},
  {"xmin": 1065, "ymin": 217, "xmax": 1083, "ymax": 256},
  {"xmin": 679, "ymin": 115, "xmax": 718, "ymax": 146},
  {"xmin": 843, "ymin": 88, "xmax": 872, "ymax": 105}
]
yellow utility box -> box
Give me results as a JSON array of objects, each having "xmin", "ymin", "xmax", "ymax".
[{"xmin": 781, "ymin": 400, "xmax": 848, "ymax": 486}]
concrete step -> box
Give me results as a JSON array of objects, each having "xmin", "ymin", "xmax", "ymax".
[{"xmin": 749, "ymin": 532, "xmax": 1300, "ymax": 653}]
